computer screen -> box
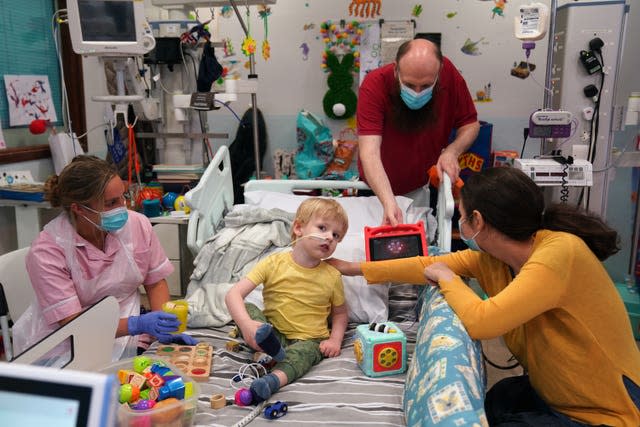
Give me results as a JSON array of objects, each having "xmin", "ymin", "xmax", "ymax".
[
  {"xmin": 77, "ymin": 1, "xmax": 136, "ymax": 43},
  {"xmin": 66, "ymin": 0, "xmax": 155, "ymax": 56},
  {"xmin": 0, "ymin": 362, "xmax": 117, "ymax": 427}
]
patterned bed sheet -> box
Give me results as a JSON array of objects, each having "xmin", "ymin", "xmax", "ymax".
[{"xmin": 146, "ymin": 320, "xmax": 418, "ymax": 427}]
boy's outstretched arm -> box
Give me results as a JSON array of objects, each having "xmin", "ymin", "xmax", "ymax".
[
  {"xmin": 225, "ymin": 278, "xmax": 262, "ymax": 350},
  {"xmin": 320, "ymin": 304, "xmax": 348, "ymax": 357}
]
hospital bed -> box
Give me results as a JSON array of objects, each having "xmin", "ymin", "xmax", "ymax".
[{"xmin": 154, "ymin": 145, "xmax": 486, "ymax": 426}]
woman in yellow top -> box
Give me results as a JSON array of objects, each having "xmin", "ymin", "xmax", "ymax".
[{"xmin": 331, "ymin": 167, "xmax": 640, "ymax": 426}]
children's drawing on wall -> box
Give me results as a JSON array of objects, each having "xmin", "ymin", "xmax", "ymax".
[
  {"xmin": 460, "ymin": 37, "xmax": 485, "ymax": 56},
  {"xmin": 511, "ymin": 60, "xmax": 535, "ymax": 79},
  {"xmin": 492, "ymin": 0, "xmax": 507, "ymax": 18},
  {"xmin": 474, "ymin": 83, "xmax": 493, "ymax": 102},
  {"xmin": 412, "ymin": 5, "xmax": 423, "ymax": 18},
  {"xmin": 4, "ymin": 75, "xmax": 57, "ymax": 127},
  {"xmin": 0, "ymin": 122, "xmax": 6, "ymax": 149},
  {"xmin": 303, "ymin": 23, "xmax": 315, "ymax": 31},
  {"xmin": 300, "ymin": 42, "xmax": 310, "ymax": 60},
  {"xmin": 349, "ymin": 0, "xmax": 382, "ymax": 18},
  {"xmin": 446, "ymin": 12, "xmax": 458, "ymax": 19},
  {"xmin": 217, "ymin": 38, "xmax": 240, "ymax": 83},
  {"xmin": 359, "ymin": 20, "xmax": 381, "ymax": 83}
]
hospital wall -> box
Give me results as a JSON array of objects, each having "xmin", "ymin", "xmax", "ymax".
[{"xmin": 1, "ymin": 0, "xmax": 639, "ymax": 284}]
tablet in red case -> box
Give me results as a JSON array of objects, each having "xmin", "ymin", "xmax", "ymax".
[{"xmin": 364, "ymin": 221, "xmax": 428, "ymax": 261}]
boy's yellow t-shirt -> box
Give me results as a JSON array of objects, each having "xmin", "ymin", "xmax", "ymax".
[{"xmin": 246, "ymin": 251, "xmax": 345, "ymax": 340}]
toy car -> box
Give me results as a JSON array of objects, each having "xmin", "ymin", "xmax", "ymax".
[{"xmin": 263, "ymin": 401, "xmax": 288, "ymax": 419}]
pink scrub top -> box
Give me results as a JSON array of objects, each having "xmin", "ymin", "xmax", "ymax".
[{"xmin": 13, "ymin": 210, "xmax": 173, "ymax": 361}]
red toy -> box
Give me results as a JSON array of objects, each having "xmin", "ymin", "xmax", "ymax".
[{"xmin": 364, "ymin": 222, "xmax": 428, "ymax": 262}]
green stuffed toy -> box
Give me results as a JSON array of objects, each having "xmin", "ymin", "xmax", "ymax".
[{"xmin": 322, "ymin": 52, "xmax": 358, "ymax": 120}]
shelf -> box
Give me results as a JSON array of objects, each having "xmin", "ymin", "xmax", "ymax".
[{"xmin": 151, "ymin": 0, "xmax": 275, "ymax": 6}]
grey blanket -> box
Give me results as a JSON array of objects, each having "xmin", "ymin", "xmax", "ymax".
[{"xmin": 185, "ymin": 206, "xmax": 294, "ymax": 327}]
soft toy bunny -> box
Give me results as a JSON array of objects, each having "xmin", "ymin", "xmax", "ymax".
[{"xmin": 322, "ymin": 52, "xmax": 357, "ymax": 120}]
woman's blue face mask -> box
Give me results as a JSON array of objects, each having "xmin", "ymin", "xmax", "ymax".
[
  {"xmin": 458, "ymin": 217, "xmax": 482, "ymax": 252},
  {"xmin": 81, "ymin": 205, "xmax": 129, "ymax": 232},
  {"xmin": 399, "ymin": 76, "xmax": 437, "ymax": 110}
]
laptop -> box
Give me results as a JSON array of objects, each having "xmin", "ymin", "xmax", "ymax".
[{"xmin": 0, "ymin": 361, "xmax": 117, "ymax": 427}]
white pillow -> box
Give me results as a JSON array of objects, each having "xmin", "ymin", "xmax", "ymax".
[
  {"xmin": 243, "ymin": 191, "xmax": 416, "ymax": 323},
  {"xmin": 243, "ymin": 191, "xmax": 415, "ymax": 234}
]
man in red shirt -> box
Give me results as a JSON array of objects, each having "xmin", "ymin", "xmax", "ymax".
[{"xmin": 357, "ymin": 39, "xmax": 479, "ymax": 225}]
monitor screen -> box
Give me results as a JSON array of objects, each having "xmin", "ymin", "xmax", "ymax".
[
  {"xmin": 0, "ymin": 362, "xmax": 116, "ymax": 427},
  {"xmin": 369, "ymin": 234, "xmax": 424, "ymax": 261},
  {"xmin": 67, "ymin": 0, "xmax": 155, "ymax": 56},
  {"xmin": 78, "ymin": 0, "xmax": 136, "ymax": 42},
  {"xmin": 0, "ymin": 382, "xmax": 88, "ymax": 427}
]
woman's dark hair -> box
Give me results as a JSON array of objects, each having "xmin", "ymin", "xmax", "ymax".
[
  {"xmin": 44, "ymin": 155, "xmax": 117, "ymax": 213},
  {"xmin": 460, "ymin": 167, "xmax": 620, "ymax": 260}
]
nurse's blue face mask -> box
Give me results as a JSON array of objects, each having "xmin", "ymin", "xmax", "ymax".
[
  {"xmin": 458, "ymin": 217, "xmax": 482, "ymax": 252},
  {"xmin": 399, "ymin": 75, "xmax": 438, "ymax": 110},
  {"xmin": 81, "ymin": 205, "xmax": 129, "ymax": 232}
]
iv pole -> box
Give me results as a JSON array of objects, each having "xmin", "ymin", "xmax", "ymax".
[{"xmin": 229, "ymin": 0, "xmax": 262, "ymax": 179}]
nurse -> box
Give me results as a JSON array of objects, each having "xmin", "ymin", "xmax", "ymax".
[{"xmin": 13, "ymin": 155, "xmax": 196, "ymax": 362}]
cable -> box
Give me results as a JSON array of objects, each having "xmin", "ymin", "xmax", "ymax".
[
  {"xmin": 229, "ymin": 362, "xmax": 267, "ymax": 390},
  {"xmin": 520, "ymin": 127, "xmax": 530, "ymax": 158},
  {"xmin": 214, "ymin": 100, "xmax": 243, "ymax": 122},
  {"xmin": 483, "ymin": 350, "xmax": 520, "ymax": 370},
  {"xmin": 560, "ymin": 163, "xmax": 569, "ymax": 203}
]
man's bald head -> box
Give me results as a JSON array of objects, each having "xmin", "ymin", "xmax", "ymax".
[{"xmin": 395, "ymin": 39, "xmax": 442, "ymax": 91}]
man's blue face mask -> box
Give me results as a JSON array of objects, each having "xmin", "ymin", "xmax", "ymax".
[
  {"xmin": 458, "ymin": 217, "xmax": 482, "ymax": 252},
  {"xmin": 399, "ymin": 76, "xmax": 437, "ymax": 110}
]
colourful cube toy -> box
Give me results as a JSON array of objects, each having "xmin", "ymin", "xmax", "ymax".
[{"xmin": 354, "ymin": 322, "xmax": 407, "ymax": 377}]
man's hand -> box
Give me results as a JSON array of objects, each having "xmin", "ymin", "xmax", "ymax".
[
  {"xmin": 319, "ymin": 338, "xmax": 342, "ymax": 357},
  {"xmin": 382, "ymin": 201, "xmax": 404, "ymax": 226},
  {"xmin": 424, "ymin": 262, "xmax": 455, "ymax": 285},
  {"xmin": 436, "ymin": 150, "xmax": 461, "ymax": 183}
]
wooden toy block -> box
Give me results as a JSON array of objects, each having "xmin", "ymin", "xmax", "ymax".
[
  {"xmin": 128, "ymin": 372, "xmax": 147, "ymax": 389},
  {"xmin": 117, "ymin": 369, "xmax": 134, "ymax": 385},
  {"xmin": 147, "ymin": 373, "xmax": 165, "ymax": 388},
  {"xmin": 155, "ymin": 343, "xmax": 214, "ymax": 382},
  {"xmin": 226, "ymin": 340, "xmax": 241, "ymax": 352}
]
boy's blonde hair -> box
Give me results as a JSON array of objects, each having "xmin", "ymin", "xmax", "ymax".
[{"xmin": 291, "ymin": 198, "xmax": 349, "ymax": 242}]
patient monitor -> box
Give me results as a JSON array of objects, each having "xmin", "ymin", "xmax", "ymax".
[{"xmin": 66, "ymin": 0, "xmax": 155, "ymax": 56}]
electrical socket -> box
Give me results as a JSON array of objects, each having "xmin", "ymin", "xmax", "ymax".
[{"xmin": 581, "ymin": 131, "xmax": 591, "ymax": 142}]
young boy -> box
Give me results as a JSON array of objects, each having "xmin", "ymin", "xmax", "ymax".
[{"xmin": 225, "ymin": 198, "xmax": 349, "ymax": 403}]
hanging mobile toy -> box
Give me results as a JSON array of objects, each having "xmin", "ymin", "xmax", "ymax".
[
  {"xmin": 241, "ymin": 6, "xmax": 257, "ymax": 56},
  {"xmin": 259, "ymin": 5, "xmax": 271, "ymax": 60}
]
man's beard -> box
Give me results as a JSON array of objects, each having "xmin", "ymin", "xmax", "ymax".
[{"xmin": 390, "ymin": 81, "xmax": 439, "ymax": 133}]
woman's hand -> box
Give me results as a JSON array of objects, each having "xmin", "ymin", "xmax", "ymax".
[{"xmin": 424, "ymin": 262, "xmax": 455, "ymax": 285}]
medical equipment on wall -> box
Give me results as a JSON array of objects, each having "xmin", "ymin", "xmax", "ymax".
[
  {"xmin": 543, "ymin": 0, "xmax": 628, "ymax": 216},
  {"xmin": 514, "ymin": 158, "xmax": 593, "ymax": 187},
  {"xmin": 66, "ymin": 0, "xmax": 156, "ymax": 57},
  {"xmin": 528, "ymin": 109, "xmax": 573, "ymax": 138},
  {"xmin": 514, "ymin": 2, "xmax": 550, "ymax": 42}
]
